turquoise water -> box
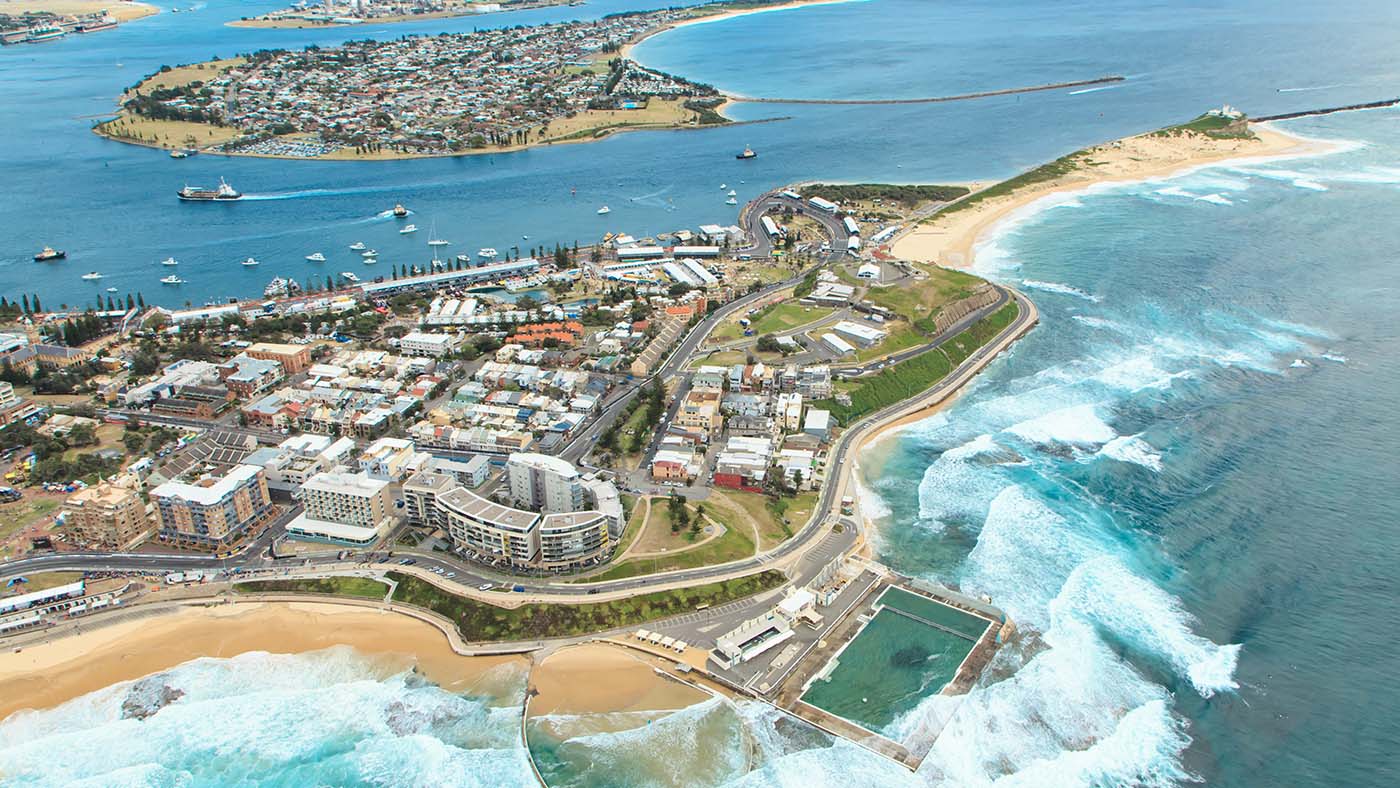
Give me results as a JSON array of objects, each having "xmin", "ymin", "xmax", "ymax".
[
  {"xmin": 876, "ymin": 587, "xmax": 992, "ymax": 640},
  {"xmin": 3, "ymin": 1, "xmax": 1400, "ymax": 786},
  {"xmin": 801, "ymin": 609, "xmax": 976, "ymax": 734}
]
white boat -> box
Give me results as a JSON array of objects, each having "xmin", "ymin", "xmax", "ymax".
[
  {"xmin": 160, "ymin": 257, "xmax": 179, "ymax": 266},
  {"xmin": 81, "ymin": 271, "xmax": 103, "ymax": 281},
  {"xmin": 426, "ymin": 220, "xmax": 450, "ymax": 246},
  {"xmin": 522, "ymin": 234, "xmax": 529, "ymax": 240},
  {"xmin": 400, "ymin": 224, "xmax": 418, "ymax": 234},
  {"xmin": 264, "ymin": 277, "xmax": 292, "ymax": 298},
  {"xmin": 160, "ymin": 274, "xmax": 184, "ymax": 285},
  {"xmin": 720, "ymin": 183, "xmax": 727, "ymax": 190},
  {"xmin": 349, "ymin": 241, "xmax": 366, "ymax": 251},
  {"xmin": 305, "ymin": 252, "xmax": 326, "ymax": 262},
  {"xmin": 428, "ymin": 238, "xmax": 450, "ymax": 247},
  {"xmin": 341, "ymin": 271, "xmax": 360, "ymax": 282},
  {"xmin": 597, "ymin": 206, "xmax": 610, "ymax": 215},
  {"xmin": 478, "ymin": 247, "xmax": 497, "ymax": 259},
  {"xmin": 242, "ymin": 257, "xmax": 259, "ymax": 267},
  {"xmin": 725, "ymin": 197, "xmax": 738, "ymax": 205},
  {"xmin": 727, "ymin": 189, "xmax": 737, "ymax": 197},
  {"xmin": 105, "ymin": 287, "xmax": 118, "ymax": 293},
  {"xmin": 363, "ymin": 256, "xmax": 378, "ymax": 264},
  {"xmin": 361, "ymin": 249, "xmax": 378, "ymax": 258}
]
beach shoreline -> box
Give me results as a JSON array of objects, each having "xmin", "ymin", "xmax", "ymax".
[
  {"xmin": 890, "ymin": 123, "xmax": 1334, "ymax": 270},
  {"xmin": 621, "ymin": 0, "xmax": 859, "ymax": 61},
  {"xmin": 0, "ymin": 601, "xmax": 528, "ymax": 721}
]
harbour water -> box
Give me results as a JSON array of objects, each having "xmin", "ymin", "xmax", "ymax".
[
  {"xmin": 2, "ymin": 2, "xmax": 1400, "ymax": 786},
  {"xmin": 6, "ymin": 0, "xmax": 1400, "ymax": 307}
]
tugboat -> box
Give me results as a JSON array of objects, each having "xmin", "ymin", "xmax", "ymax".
[
  {"xmin": 736, "ymin": 146, "xmax": 757, "ymax": 160},
  {"xmin": 33, "ymin": 246, "xmax": 66, "ymax": 262},
  {"xmin": 177, "ymin": 177, "xmax": 241, "ymax": 201},
  {"xmin": 392, "ymin": 203, "xmax": 409, "ymax": 218}
]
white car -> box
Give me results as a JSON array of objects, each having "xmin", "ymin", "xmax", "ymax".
[{"xmin": 478, "ymin": 583, "xmax": 493, "ymax": 591}]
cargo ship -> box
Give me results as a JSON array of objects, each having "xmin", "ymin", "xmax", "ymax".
[{"xmin": 177, "ymin": 178, "xmax": 242, "ymax": 201}]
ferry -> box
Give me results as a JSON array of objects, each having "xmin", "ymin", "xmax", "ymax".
[
  {"xmin": 81, "ymin": 272, "xmax": 103, "ymax": 281},
  {"xmin": 478, "ymin": 248, "xmax": 498, "ymax": 259},
  {"xmin": 341, "ymin": 271, "xmax": 360, "ymax": 283},
  {"xmin": 305, "ymin": 252, "xmax": 326, "ymax": 262},
  {"xmin": 160, "ymin": 257, "xmax": 179, "ymax": 266},
  {"xmin": 392, "ymin": 204, "xmax": 409, "ymax": 218},
  {"xmin": 400, "ymin": 224, "xmax": 418, "ymax": 234},
  {"xmin": 736, "ymin": 146, "xmax": 757, "ymax": 160},
  {"xmin": 33, "ymin": 247, "xmax": 66, "ymax": 262},
  {"xmin": 349, "ymin": 241, "xmax": 367, "ymax": 251},
  {"xmin": 242, "ymin": 257, "xmax": 260, "ymax": 267},
  {"xmin": 597, "ymin": 206, "xmax": 611, "ymax": 215},
  {"xmin": 25, "ymin": 26, "xmax": 66, "ymax": 43},
  {"xmin": 160, "ymin": 275, "xmax": 185, "ymax": 285},
  {"xmin": 177, "ymin": 178, "xmax": 241, "ymax": 201}
]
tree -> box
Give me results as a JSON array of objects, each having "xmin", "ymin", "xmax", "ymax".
[
  {"xmin": 756, "ymin": 334, "xmax": 783, "ymax": 354},
  {"xmin": 68, "ymin": 423, "xmax": 97, "ymax": 447},
  {"xmin": 122, "ymin": 431, "xmax": 146, "ymax": 454}
]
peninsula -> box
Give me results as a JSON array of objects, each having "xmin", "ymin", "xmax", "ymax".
[
  {"xmin": 229, "ymin": 0, "xmax": 574, "ymax": 30},
  {"xmin": 96, "ymin": 6, "xmax": 735, "ymax": 159}
]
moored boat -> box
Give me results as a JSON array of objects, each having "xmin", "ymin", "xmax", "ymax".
[
  {"xmin": 306, "ymin": 252, "xmax": 326, "ymax": 262},
  {"xmin": 341, "ymin": 271, "xmax": 360, "ymax": 282},
  {"xmin": 160, "ymin": 257, "xmax": 179, "ymax": 266},
  {"xmin": 242, "ymin": 257, "xmax": 260, "ymax": 266},
  {"xmin": 160, "ymin": 274, "xmax": 185, "ymax": 285},
  {"xmin": 81, "ymin": 271, "xmax": 103, "ymax": 281}
]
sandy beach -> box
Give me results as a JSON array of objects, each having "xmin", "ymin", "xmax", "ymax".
[
  {"xmin": 621, "ymin": 0, "xmax": 857, "ymax": 61},
  {"xmin": 892, "ymin": 123, "xmax": 1326, "ymax": 269},
  {"xmin": 3, "ymin": 1, "xmax": 158, "ymax": 23},
  {"xmin": 528, "ymin": 642, "xmax": 708, "ymax": 717},
  {"xmin": 0, "ymin": 601, "xmax": 527, "ymax": 721}
]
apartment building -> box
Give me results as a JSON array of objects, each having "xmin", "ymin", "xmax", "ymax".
[
  {"xmin": 62, "ymin": 482, "xmax": 153, "ymax": 550},
  {"xmin": 287, "ymin": 470, "xmax": 395, "ymax": 546},
  {"xmin": 151, "ymin": 465, "xmax": 273, "ymax": 549}
]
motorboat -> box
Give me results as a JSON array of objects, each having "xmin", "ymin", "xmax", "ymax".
[
  {"xmin": 478, "ymin": 248, "xmax": 498, "ymax": 259},
  {"xmin": 725, "ymin": 197, "xmax": 738, "ymax": 205},
  {"xmin": 361, "ymin": 249, "xmax": 378, "ymax": 258},
  {"xmin": 400, "ymin": 224, "xmax": 418, "ymax": 234},
  {"xmin": 306, "ymin": 252, "xmax": 326, "ymax": 262},
  {"xmin": 242, "ymin": 257, "xmax": 260, "ymax": 266},
  {"xmin": 597, "ymin": 206, "xmax": 610, "ymax": 215},
  {"xmin": 160, "ymin": 274, "xmax": 184, "ymax": 285},
  {"xmin": 341, "ymin": 271, "xmax": 360, "ymax": 282},
  {"xmin": 81, "ymin": 271, "xmax": 103, "ymax": 281},
  {"xmin": 349, "ymin": 241, "xmax": 367, "ymax": 251},
  {"xmin": 105, "ymin": 287, "xmax": 118, "ymax": 293},
  {"xmin": 160, "ymin": 257, "xmax": 179, "ymax": 266}
]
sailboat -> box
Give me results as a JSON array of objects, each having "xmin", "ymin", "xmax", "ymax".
[{"xmin": 427, "ymin": 219, "xmax": 450, "ymax": 247}]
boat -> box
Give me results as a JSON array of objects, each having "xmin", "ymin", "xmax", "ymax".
[
  {"xmin": 349, "ymin": 241, "xmax": 367, "ymax": 251},
  {"xmin": 25, "ymin": 26, "xmax": 66, "ymax": 43},
  {"xmin": 81, "ymin": 272, "xmax": 103, "ymax": 281},
  {"xmin": 364, "ymin": 256, "xmax": 379, "ymax": 265},
  {"xmin": 242, "ymin": 257, "xmax": 259, "ymax": 267},
  {"xmin": 306, "ymin": 252, "xmax": 326, "ymax": 262},
  {"xmin": 160, "ymin": 257, "xmax": 179, "ymax": 266},
  {"xmin": 361, "ymin": 249, "xmax": 378, "ymax": 258},
  {"xmin": 169, "ymin": 150, "xmax": 189, "ymax": 159},
  {"xmin": 264, "ymin": 277, "xmax": 292, "ymax": 297},
  {"xmin": 400, "ymin": 224, "xmax": 418, "ymax": 234},
  {"xmin": 478, "ymin": 248, "xmax": 498, "ymax": 259},
  {"xmin": 426, "ymin": 219, "xmax": 451, "ymax": 246},
  {"xmin": 177, "ymin": 178, "xmax": 241, "ymax": 201},
  {"xmin": 720, "ymin": 184, "xmax": 727, "ymax": 190},
  {"xmin": 76, "ymin": 16, "xmax": 118, "ymax": 33},
  {"xmin": 725, "ymin": 197, "xmax": 738, "ymax": 205},
  {"xmin": 160, "ymin": 275, "xmax": 184, "ymax": 285},
  {"xmin": 33, "ymin": 247, "xmax": 66, "ymax": 262},
  {"xmin": 597, "ymin": 206, "xmax": 610, "ymax": 215},
  {"xmin": 105, "ymin": 287, "xmax": 118, "ymax": 293},
  {"xmin": 522, "ymin": 234, "xmax": 530, "ymax": 240},
  {"xmin": 736, "ymin": 146, "xmax": 757, "ymax": 160},
  {"xmin": 727, "ymin": 189, "xmax": 737, "ymax": 197},
  {"xmin": 341, "ymin": 271, "xmax": 360, "ymax": 283},
  {"xmin": 392, "ymin": 203, "xmax": 409, "ymax": 218},
  {"xmin": 428, "ymin": 238, "xmax": 451, "ymax": 247}
]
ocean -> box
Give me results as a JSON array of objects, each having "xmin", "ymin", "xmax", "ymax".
[{"xmin": 3, "ymin": 1, "xmax": 1400, "ymax": 786}]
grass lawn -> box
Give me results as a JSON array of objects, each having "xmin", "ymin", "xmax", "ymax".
[
  {"xmin": 2, "ymin": 571, "xmax": 82, "ymax": 594},
  {"xmin": 391, "ymin": 570, "xmax": 787, "ymax": 642},
  {"xmin": 709, "ymin": 489, "xmax": 817, "ymax": 550},
  {"xmin": 232, "ymin": 576, "xmax": 389, "ymax": 600},
  {"xmin": 0, "ymin": 498, "xmax": 59, "ymax": 544},
  {"xmin": 584, "ymin": 501, "xmax": 756, "ymax": 582},
  {"xmin": 128, "ymin": 58, "xmax": 248, "ymax": 94},
  {"xmin": 853, "ymin": 322, "xmax": 926, "ymax": 363},
  {"xmin": 751, "ymin": 302, "xmax": 834, "ymax": 335},
  {"xmin": 612, "ymin": 494, "xmax": 647, "ymax": 555},
  {"xmin": 862, "ymin": 267, "xmax": 985, "ymax": 319}
]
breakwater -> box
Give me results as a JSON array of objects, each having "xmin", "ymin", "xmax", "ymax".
[
  {"xmin": 1255, "ymin": 97, "xmax": 1400, "ymax": 122},
  {"xmin": 726, "ymin": 75, "xmax": 1124, "ymax": 105}
]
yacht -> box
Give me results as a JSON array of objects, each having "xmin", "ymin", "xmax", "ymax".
[
  {"xmin": 727, "ymin": 189, "xmax": 737, "ymax": 197},
  {"xmin": 361, "ymin": 249, "xmax": 378, "ymax": 258},
  {"xmin": 725, "ymin": 197, "xmax": 738, "ymax": 205},
  {"xmin": 349, "ymin": 241, "xmax": 367, "ymax": 251},
  {"xmin": 81, "ymin": 271, "xmax": 103, "ymax": 281},
  {"xmin": 160, "ymin": 257, "xmax": 179, "ymax": 266},
  {"xmin": 478, "ymin": 247, "xmax": 498, "ymax": 259},
  {"xmin": 160, "ymin": 274, "xmax": 185, "ymax": 285},
  {"xmin": 426, "ymin": 219, "xmax": 450, "ymax": 247},
  {"xmin": 597, "ymin": 206, "xmax": 610, "ymax": 215},
  {"xmin": 341, "ymin": 271, "xmax": 360, "ymax": 283},
  {"xmin": 264, "ymin": 277, "xmax": 292, "ymax": 298},
  {"xmin": 363, "ymin": 255, "xmax": 378, "ymax": 264},
  {"xmin": 305, "ymin": 252, "xmax": 326, "ymax": 262},
  {"xmin": 400, "ymin": 224, "xmax": 418, "ymax": 234},
  {"xmin": 428, "ymin": 238, "xmax": 451, "ymax": 247},
  {"xmin": 242, "ymin": 257, "xmax": 259, "ymax": 267}
]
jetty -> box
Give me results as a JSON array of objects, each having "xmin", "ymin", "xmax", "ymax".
[{"xmin": 727, "ymin": 75, "xmax": 1125, "ymax": 106}]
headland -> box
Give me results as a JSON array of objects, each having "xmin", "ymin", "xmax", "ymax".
[{"xmin": 229, "ymin": 0, "xmax": 571, "ymax": 30}]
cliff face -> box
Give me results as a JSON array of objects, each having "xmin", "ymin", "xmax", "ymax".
[{"xmin": 929, "ymin": 283, "xmax": 999, "ymax": 336}]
